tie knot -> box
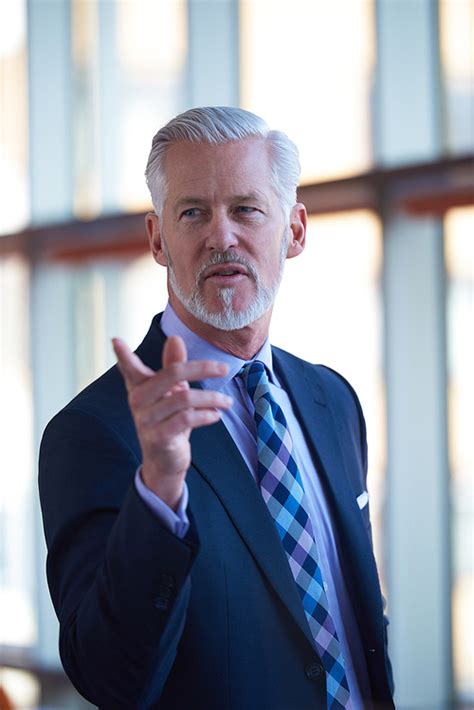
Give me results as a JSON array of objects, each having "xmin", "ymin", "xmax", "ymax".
[{"xmin": 240, "ymin": 361, "xmax": 270, "ymax": 403}]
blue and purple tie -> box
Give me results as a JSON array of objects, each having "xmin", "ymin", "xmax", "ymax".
[{"xmin": 241, "ymin": 361, "xmax": 351, "ymax": 709}]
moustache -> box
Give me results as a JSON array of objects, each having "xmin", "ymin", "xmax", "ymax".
[{"xmin": 196, "ymin": 252, "xmax": 258, "ymax": 284}]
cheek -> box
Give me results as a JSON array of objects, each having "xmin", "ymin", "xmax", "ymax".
[
  {"xmin": 262, "ymin": 247, "xmax": 284, "ymax": 273},
  {"xmin": 168, "ymin": 247, "xmax": 196, "ymax": 274}
]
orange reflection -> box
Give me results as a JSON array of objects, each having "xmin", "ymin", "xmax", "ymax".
[
  {"xmin": 0, "ymin": 256, "xmax": 36, "ymax": 646},
  {"xmin": 0, "ymin": 669, "xmax": 39, "ymax": 710},
  {"xmin": 445, "ymin": 206, "xmax": 474, "ymax": 698}
]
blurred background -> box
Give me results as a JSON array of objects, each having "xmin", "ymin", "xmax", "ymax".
[{"xmin": 0, "ymin": 0, "xmax": 473, "ymax": 708}]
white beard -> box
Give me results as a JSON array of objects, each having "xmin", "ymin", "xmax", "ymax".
[{"xmin": 163, "ymin": 233, "xmax": 289, "ymax": 331}]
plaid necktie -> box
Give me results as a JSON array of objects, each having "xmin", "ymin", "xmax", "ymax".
[{"xmin": 241, "ymin": 361, "xmax": 351, "ymax": 709}]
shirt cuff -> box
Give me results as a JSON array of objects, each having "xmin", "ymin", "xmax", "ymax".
[{"xmin": 134, "ymin": 467, "xmax": 190, "ymax": 538}]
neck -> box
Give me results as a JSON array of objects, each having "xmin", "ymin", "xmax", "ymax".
[{"xmin": 169, "ymin": 295, "xmax": 271, "ymax": 360}]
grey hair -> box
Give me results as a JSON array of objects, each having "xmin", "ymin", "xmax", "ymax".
[{"xmin": 145, "ymin": 106, "xmax": 301, "ymax": 216}]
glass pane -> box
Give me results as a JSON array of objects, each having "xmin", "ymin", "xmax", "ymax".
[
  {"xmin": 0, "ymin": 255, "xmax": 35, "ymax": 646},
  {"xmin": 445, "ymin": 206, "xmax": 474, "ymax": 703},
  {"xmin": 240, "ymin": 0, "xmax": 375, "ymax": 182},
  {"xmin": 0, "ymin": 0, "xmax": 29, "ymax": 235},
  {"xmin": 65, "ymin": 254, "xmax": 167, "ymax": 390},
  {"xmin": 71, "ymin": 0, "xmax": 188, "ymax": 218},
  {"xmin": 114, "ymin": 0, "xmax": 188, "ymax": 213},
  {"xmin": 439, "ymin": 0, "xmax": 474, "ymax": 153},
  {"xmin": 72, "ymin": 0, "xmax": 102, "ymax": 219},
  {"xmin": 271, "ymin": 210, "xmax": 386, "ymax": 583},
  {"xmin": 121, "ymin": 252, "xmax": 168, "ymax": 350}
]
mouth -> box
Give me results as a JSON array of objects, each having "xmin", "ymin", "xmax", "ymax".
[{"xmin": 203, "ymin": 264, "xmax": 250, "ymax": 283}]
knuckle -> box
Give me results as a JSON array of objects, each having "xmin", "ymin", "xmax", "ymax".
[
  {"xmin": 177, "ymin": 410, "xmax": 193, "ymax": 427},
  {"xmin": 178, "ymin": 389, "xmax": 193, "ymax": 406}
]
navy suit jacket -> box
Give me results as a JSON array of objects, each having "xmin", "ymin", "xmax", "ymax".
[{"xmin": 39, "ymin": 314, "xmax": 394, "ymax": 709}]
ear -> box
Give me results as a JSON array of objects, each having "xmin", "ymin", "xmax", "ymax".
[
  {"xmin": 145, "ymin": 212, "xmax": 167, "ymax": 266},
  {"xmin": 285, "ymin": 203, "xmax": 307, "ymax": 259}
]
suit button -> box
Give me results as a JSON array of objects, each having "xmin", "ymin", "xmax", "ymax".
[
  {"xmin": 153, "ymin": 574, "xmax": 176, "ymax": 611},
  {"xmin": 153, "ymin": 595, "xmax": 169, "ymax": 611},
  {"xmin": 305, "ymin": 662, "xmax": 324, "ymax": 679}
]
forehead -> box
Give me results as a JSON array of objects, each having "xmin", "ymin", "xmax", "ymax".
[{"xmin": 163, "ymin": 138, "xmax": 275, "ymax": 202}]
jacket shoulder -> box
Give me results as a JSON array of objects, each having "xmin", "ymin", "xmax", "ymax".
[
  {"xmin": 272, "ymin": 346, "xmax": 362, "ymax": 411},
  {"xmin": 41, "ymin": 363, "xmax": 136, "ymax": 454},
  {"xmin": 271, "ymin": 346, "xmax": 368, "ymax": 472}
]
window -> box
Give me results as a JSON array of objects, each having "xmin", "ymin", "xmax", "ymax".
[
  {"xmin": 445, "ymin": 205, "xmax": 474, "ymax": 703},
  {"xmin": 272, "ymin": 210, "xmax": 386, "ymax": 580},
  {"xmin": 71, "ymin": 0, "xmax": 188, "ymax": 218},
  {"xmin": 240, "ymin": 0, "xmax": 375, "ymax": 182},
  {"xmin": 0, "ymin": 255, "xmax": 35, "ymax": 646},
  {"xmin": 439, "ymin": 0, "xmax": 474, "ymax": 154},
  {"xmin": 0, "ymin": 0, "xmax": 29, "ymax": 234}
]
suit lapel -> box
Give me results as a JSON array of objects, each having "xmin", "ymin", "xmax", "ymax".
[
  {"xmin": 272, "ymin": 348, "xmax": 361, "ymax": 531},
  {"xmin": 189, "ymin": 419, "xmax": 315, "ymax": 649},
  {"xmin": 272, "ymin": 348, "xmax": 386, "ymax": 645}
]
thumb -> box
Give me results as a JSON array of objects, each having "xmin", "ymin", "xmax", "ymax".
[
  {"xmin": 112, "ymin": 337, "xmax": 155, "ymax": 388},
  {"xmin": 162, "ymin": 335, "xmax": 188, "ymax": 369}
]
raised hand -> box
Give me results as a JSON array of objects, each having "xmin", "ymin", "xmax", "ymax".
[{"xmin": 112, "ymin": 335, "xmax": 232, "ymax": 510}]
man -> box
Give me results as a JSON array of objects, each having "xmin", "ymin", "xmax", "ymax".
[{"xmin": 39, "ymin": 106, "xmax": 394, "ymax": 709}]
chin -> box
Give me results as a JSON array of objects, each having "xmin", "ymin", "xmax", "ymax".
[
  {"xmin": 196, "ymin": 301, "xmax": 270, "ymax": 331},
  {"xmin": 170, "ymin": 274, "xmax": 275, "ymax": 332}
]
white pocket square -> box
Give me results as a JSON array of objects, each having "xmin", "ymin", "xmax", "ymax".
[{"xmin": 356, "ymin": 490, "xmax": 369, "ymax": 509}]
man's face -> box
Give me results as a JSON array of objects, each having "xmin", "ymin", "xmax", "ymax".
[{"xmin": 148, "ymin": 138, "xmax": 305, "ymax": 334}]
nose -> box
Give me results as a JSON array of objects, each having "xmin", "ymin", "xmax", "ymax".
[{"xmin": 205, "ymin": 212, "xmax": 239, "ymax": 251}]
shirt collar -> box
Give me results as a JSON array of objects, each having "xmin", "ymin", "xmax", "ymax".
[{"xmin": 160, "ymin": 302, "xmax": 277, "ymax": 390}]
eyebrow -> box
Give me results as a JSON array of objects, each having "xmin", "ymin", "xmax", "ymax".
[
  {"xmin": 174, "ymin": 197, "xmax": 208, "ymax": 210},
  {"xmin": 232, "ymin": 193, "xmax": 266, "ymax": 204},
  {"xmin": 173, "ymin": 193, "xmax": 268, "ymax": 212}
]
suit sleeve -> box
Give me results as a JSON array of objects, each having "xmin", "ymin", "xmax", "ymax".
[{"xmin": 39, "ymin": 407, "xmax": 199, "ymax": 709}]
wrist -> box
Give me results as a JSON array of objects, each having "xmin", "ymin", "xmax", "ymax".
[{"xmin": 140, "ymin": 465, "xmax": 185, "ymax": 512}]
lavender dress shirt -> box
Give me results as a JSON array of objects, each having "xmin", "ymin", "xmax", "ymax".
[{"xmin": 134, "ymin": 303, "xmax": 371, "ymax": 708}]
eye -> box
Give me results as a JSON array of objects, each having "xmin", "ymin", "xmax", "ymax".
[
  {"xmin": 180, "ymin": 207, "xmax": 202, "ymax": 219},
  {"xmin": 235, "ymin": 205, "xmax": 258, "ymax": 214}
]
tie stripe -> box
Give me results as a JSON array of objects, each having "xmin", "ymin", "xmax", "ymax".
[{"xmin": 241, "ymin": 361, "xmax": 351, "ymax": 709}]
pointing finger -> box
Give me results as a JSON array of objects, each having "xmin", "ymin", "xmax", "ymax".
[{"xmin": 112, "ymin": 337, "xmax": 155, "ymax": 388}]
